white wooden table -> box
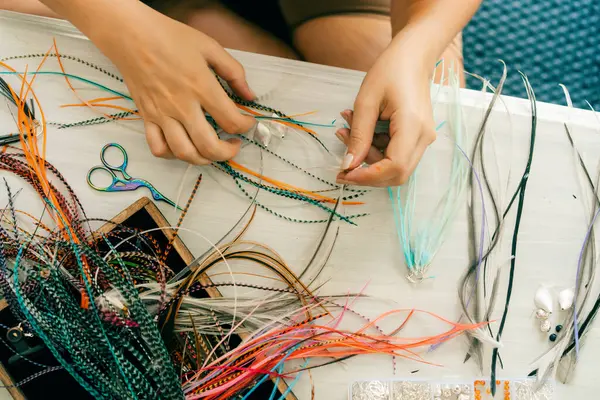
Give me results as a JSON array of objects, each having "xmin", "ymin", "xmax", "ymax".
[{"xmin": 1, "ymin": 11, "xmax": 599, "ymax": 399}]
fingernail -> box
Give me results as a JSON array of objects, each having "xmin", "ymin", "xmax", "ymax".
[
  {"xmin": 341, "ymin": 153, "xmax": 353, "ymax": 170},
  {"xmin": 335, "ymin": 131, "xmax": 345, "ymax": 143},
  {"xmin": 336, "ymin": 179, "xmax": 353, "ymax": 185}
]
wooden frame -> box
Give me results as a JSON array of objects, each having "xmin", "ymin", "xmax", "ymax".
[{"xmin": 0, "ymin": 299, "xmax": 25, "ymax": 400}]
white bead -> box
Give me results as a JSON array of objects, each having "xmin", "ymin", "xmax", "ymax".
[
  {"xmin": 452, "ymin": 385, "xmax": 462, "ymax": 394},
  {"xmin": 540, "ymin": 319, "xmax": 551, "ymax": 332},
  {"xmin": 458, "ymin": 395, "xmax": 471, "ymax": 400},
  {"xmin": 534, "ymin": 286, "xmax": 554, "ymax": 313},
  {"xmin": 442, "ymin": 387, "xmax": 452, "ymax": 397},
  {"xmin": 255, "ymin": 122, "xmax": 271, "ymax": 147},
  {"xmin": 462, "ymin": 384, "xmax": 471, "ymax": 393},
  {"xmin": 433, "ymin": 397, "xmax": 442, "ymax": 400},
  {"xmin": 433, "ymin": 386, "xmax": 442, "ymax": 397},
  {"xmin": 535, "ymin": 309, "xmax": 549, "ymax": 319},
  {"xmin": 559, "ymin": 288, "xmax": 575, "ymax": 310}
]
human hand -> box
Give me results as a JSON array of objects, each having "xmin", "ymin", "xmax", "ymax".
[
  {"xmin": 336, "ymin": 40, "xmax": 436, "ymax": 187},
  {"xmin": 335, "ymin": 110, "xmax": 390, "ymax": 162},
  {"xmin": 92, "ymin": 2, "xmax": 256, "ymax": 164}
]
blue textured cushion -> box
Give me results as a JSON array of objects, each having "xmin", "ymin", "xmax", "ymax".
[{"xmin": 463, "ymin": 0, "xmax": 600, "ymax": 109}]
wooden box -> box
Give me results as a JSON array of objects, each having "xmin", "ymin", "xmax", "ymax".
[{"xmin": 0, "ymin": 197, "xmax": 295, "ymax": 399}]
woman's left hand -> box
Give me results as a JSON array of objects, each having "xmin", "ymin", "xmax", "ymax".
[{"xmin": 336, "ymin": 39, "xmax": 437, "ymax": 187}]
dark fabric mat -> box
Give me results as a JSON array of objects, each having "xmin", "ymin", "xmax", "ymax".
[{"xmin": 463, "ymin": 0, "xmax": 600, "ymax": 109}]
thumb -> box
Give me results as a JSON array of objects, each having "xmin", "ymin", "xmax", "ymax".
[
  {"xmin": 206, "ymin": 43, "xmax": 255, "ymax": 100},
  {"xmin": 343, "ymin": 97, "xmax": 379, "ymax": 170},
  {"xmin": 336, "ymin": 128, "xmax": 385, "ymax": 165}
]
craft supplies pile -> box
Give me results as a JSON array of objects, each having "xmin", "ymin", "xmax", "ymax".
[{"xmin": 0, "ymin": 38, "xmax": 597, "ymax": 400}]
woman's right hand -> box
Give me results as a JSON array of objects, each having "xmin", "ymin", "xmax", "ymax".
[{"xmin": 42, "ymin": 0, "xmax": 257, "ymax": 164}]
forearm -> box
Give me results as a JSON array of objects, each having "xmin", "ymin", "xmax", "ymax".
[
  {"xmin": 38, "ymin": 0, "xmax": 139, "ymax": 46},
  {"xmin": 390, "ymin": 0, "xmax": 481, "ymax": 65}
]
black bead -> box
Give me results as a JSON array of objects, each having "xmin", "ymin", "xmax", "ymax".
[
  {"xmin": 549, "ymin": 333, "xmax": 557, "ymax": 342},
  {"xmin": 556, "ymin": 325, "xmax": 563, "ymax": 332}
]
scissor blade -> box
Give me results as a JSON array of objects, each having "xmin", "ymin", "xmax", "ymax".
[
  {"xmin": 152, "ymin": 192, "xmax": 184, "ymax": 211},
  {"xmin": 140, "ymin": 181, "xmax": 183, "ymax": 211}
]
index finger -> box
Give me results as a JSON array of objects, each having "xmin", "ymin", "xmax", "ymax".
[
  {"xmin": 201, "ymin": 74, "xmax": 256, "ymax": 135},
  {"xmin": 182, "ymin": 103, "xmax": 242, "ymax": 161}
]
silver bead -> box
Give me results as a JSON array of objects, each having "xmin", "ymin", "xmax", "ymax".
[
  {"xmin": 540, "ymin": 319, "xmax": 552, "ymax": 332},
  {"xmin": 452, "ymin": 385, "xmax": 462, "ymax": 395},
  {"xmin": 535, "ymin": 308, "xmax": 549, "ymax": 319}
]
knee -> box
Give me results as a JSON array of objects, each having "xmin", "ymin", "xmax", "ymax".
[
  {"xmin": 177, "ymin": 2, "xmax": 299, "ymax": 60},
  {"xmin": 434, "ymin": 33, "xmax": 465, "ymax": 87},
  {"xmin": 0, "ymin": 0, "xmax": 61, "ymax": 18},
  {"xmin": 292, "ymin": 14, "xmax": 391, "ymax": 72}
]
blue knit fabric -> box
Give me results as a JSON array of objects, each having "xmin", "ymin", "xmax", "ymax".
[{"xmin": 463, "ymin": 0, "xmax": 600, "ymax": 109}]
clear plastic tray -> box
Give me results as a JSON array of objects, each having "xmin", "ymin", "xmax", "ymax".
[{"xmin": 349, "ymin": 378, "xmax": 555, "ymax": 400}]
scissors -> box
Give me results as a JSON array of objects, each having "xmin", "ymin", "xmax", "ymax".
[{"xmin": 87, "ymin": 143, "xmax": 182, "ymax": 211}]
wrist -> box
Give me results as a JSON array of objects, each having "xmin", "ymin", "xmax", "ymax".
[
  {"xmin": 389, "ymin": 27, "xmax": 441, "ymax": 74},
  {"xmin": 390, "ymin": 0, "xmax": 479, "ymax": 73}
]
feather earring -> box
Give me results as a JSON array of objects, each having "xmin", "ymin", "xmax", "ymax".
[{"xmin": 389, "ymin": 65, "xmax": 472, "ymax": 282}]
